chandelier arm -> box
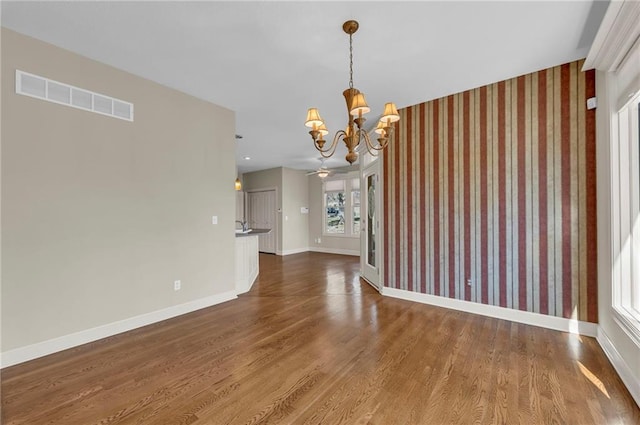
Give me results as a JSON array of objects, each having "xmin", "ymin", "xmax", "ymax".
[
  {"xmin": 359, "ymin": 129, "xmax": 391, "ymax": 155},
  {"xmin": 355, "ymin": 131, "xmax": 376, "ymax": 158},
  {"xmin": 314, "ymin": 130, "xmax": 346, "ymax": 158},
  {"xmin": 318, "ymin": 150, "xmax": 337, "ymax": 160}
]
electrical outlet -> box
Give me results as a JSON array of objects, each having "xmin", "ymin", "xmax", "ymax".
[
  {"xmin": 466, "ymin": 279, "xmax": 472, "ymax": 287},
  {"xmin": 317, "ymin": 237, "xmax": 322, "ymax": 244},
  {"xmin": 174, "ymin": 280, "xmax": 181, "ymax": 291}
]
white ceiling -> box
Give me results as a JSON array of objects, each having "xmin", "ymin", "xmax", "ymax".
[{"xmin": 1, "ymin": 1, "xmax": 608, "ymax": 174}]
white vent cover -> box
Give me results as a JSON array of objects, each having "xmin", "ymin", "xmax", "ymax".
[{"xmin": 15, "ymin": 70, "xmax": 134, "ymax": 122}]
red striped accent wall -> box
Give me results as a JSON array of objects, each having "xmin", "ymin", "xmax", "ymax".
[{"xmin": 383, "ymin": 59, "xmax": 597, "ymax": 323}]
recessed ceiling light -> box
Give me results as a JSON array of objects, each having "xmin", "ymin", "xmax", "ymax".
[{"xmin": 244, "ymin": 156, "xmax": 251, "ymax": 160}]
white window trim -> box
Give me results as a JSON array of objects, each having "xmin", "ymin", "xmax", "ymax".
[
  {"xmin": 322, "ymin": 171, "xmax": 360, "ymax": 238},
  {"xmin": 352, "ymin": 186, "xmax": 361, "ymax": 237},
  {"xmin": 611, "ymin": 88, "xmax": 640, "ymax": 349},
  {"xmin": 613, "ymin": 310, "xmax": 640, "ymax": 348}
]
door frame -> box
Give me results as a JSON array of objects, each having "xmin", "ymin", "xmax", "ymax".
[{"xmin": 360, "ymin": 157, "xmax": 382, "ymax": 291}]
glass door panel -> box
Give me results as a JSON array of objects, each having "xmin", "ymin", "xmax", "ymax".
[{"xmin": 367, "ymin": 174, "xmax": 376, "ymax": 268}]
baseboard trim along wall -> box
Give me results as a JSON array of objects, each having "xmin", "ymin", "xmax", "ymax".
[
  {"xmin": 277, "ymin": 247, "xmax": 310, "ymax": 256},
  {"xmin": 382, "ymin": 287, "xmax": 598, "ymax": 337},
  {"xmin": 597, "ymin": 327, "xmax": 640, "ymax": 408},
  {"xmin": 308, "ymin": 247, "xmax": 360, "ymax": 257},
  {"xmin": 1, "ymin": 290, "xmax": 238, "ymax": 368}
]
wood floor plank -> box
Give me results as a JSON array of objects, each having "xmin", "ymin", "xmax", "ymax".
[{"xmin": 2, "ymin": 252, "xmax": 639, "ymax": 424}]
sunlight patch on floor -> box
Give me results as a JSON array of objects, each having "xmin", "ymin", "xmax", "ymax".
[{"xmin": 578, "ymin": 361, "xmax": 610, "ymax": 399}]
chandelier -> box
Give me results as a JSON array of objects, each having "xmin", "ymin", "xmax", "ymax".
[{"xmin": 304, "ymin": 20, "xmax": 400, "ymax": 164}]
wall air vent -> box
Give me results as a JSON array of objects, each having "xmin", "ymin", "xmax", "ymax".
[{"xmin": 15, "ymin": 70, "xmax": 134, "ymax": 122}]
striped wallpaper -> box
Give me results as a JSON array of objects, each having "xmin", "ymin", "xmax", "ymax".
[{"xmin": 383, "ymin": 59, "xmax": 597, "ymax": 323}]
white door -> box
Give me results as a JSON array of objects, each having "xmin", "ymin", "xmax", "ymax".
[
  {"xmin": 361, "ymin": 162, "xmax": 381, "ymax": 289},
  {"xmin": 247, "ymin": 190, "xmax": 277, "ymax": 254}
]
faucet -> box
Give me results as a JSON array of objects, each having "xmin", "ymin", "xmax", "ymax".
[{"xmin": 235, "ymin": 220, "xmax": 248, "ymax": 231}]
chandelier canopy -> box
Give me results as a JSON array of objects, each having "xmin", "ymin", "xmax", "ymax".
[{"xmin": 304, "ymin": 20, "xmax": 400, "ymax": 164}]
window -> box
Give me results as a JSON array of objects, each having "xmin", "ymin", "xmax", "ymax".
[
  {"xmin": 634, "ymin": 98, "xmax": 640, "ymax": 316},
  {"xmin": 628, "ymin": 95, "xmax": 640, "ymax": 318},
  {"xmin": 324, "ymin": 179, "xmax": 345, "ymax": 234},
  {"xmin": 613, "ymin": 90, "xmax": 640, "ymax": 344},
  {"xmin": 352, "ymin": 178, "xmax": 361, "ymax": 235},
  {"xmin": 323, "ymin": 174, "xmax": 360, "ymax": 236}
]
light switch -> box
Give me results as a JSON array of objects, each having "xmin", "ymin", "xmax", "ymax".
[{"xmin": 211, "ymin": 216, "xmax": 218, "ymax": 225}]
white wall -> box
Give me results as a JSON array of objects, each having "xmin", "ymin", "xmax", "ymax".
[{"xmin": 1, "ymin": 29, "xmax": 237, "ymax": 361}]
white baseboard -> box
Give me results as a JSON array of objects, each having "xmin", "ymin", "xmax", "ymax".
[
  {"xmin": 236, "ymin": 267, "xmax": 258, "ymax": 295},
  {"xmin": 277, "ymin": 247, "xmax": 309, "ymax": 256},
  {"xmin": 382, "ymin": 287, "xmax": 598, "ymax": 337},
  {"xmin": 1, "ymin": 290, "xmax": 238, "ymax": 369},
  {"xmin": 597, "ymin": 327, "xmax": 640, "ymax": 408},
  {"xmin": 308, "ymin": 247, "xmax": 360, "ymax": 257},
  {"xmin": 361, "ymin": 275, "xmax": 382, "ymax": 293}
]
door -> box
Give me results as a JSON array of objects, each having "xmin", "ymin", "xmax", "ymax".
[
  {"xmin": 361, "ymin": 162, "xmax": 380, "ymax": 289},
  {"xmin": 247, "ymin": 190, "xmax": 277, "ymax": 254}
]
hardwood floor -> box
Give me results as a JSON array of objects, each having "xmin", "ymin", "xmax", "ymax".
[{"xmin": 2, "ymin": 252, "xmax": 639, "ymax": 424}]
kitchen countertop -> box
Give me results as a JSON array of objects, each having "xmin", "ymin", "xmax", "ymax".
[{"xmin": 235, "ymin": 228, "xmax": 272, "ymax": 237}]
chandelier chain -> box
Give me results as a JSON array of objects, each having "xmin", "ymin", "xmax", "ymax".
[{"xmin": 349, "ymin": 33, "xmax": 353, "ymax": 89}]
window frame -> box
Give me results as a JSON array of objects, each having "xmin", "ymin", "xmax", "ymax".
[
  {"xmin": 352, "ymin": 185, "xmax": 361, "ymax": 236},
  {"xmin": 612, "ymin": 91, "xmax": 640, "ymax": 347},
  {"xmin": 324, "ymin": 187, "xmax": 346, "ymax": 235},
  {"xmin": 322, "ymin": 172, "xmax": 360, "ymax": 238}
]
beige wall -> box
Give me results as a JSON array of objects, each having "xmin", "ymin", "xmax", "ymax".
[
  {"xmin": 1, "ymin": 29, "xmax": 237, "ymax": 351},
  {"xmin": 242, "ymin": 167, "xmax": 310, "ymax": 255},
  {"xmin": 281, "ymin": 168, "xmax": 309, "ymax": 254}
]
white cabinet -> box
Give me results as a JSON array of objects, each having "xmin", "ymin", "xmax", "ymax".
[{"xmin": 235, "ymin": 234, "xmax": 258, "ymax": 294}]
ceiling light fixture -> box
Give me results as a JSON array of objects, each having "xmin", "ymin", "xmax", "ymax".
[
  {"xmin": 304, "ymin": 20, "xmax": 400, "ymax": 164},
  {"xmin": 306, "ymin": 158, "xmax": 332, "ymax": 179}
]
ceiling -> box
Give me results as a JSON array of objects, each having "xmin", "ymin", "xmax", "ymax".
[{"xmin": 1, "ymin": 1, "xmax": 608, "ymax": 174}]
